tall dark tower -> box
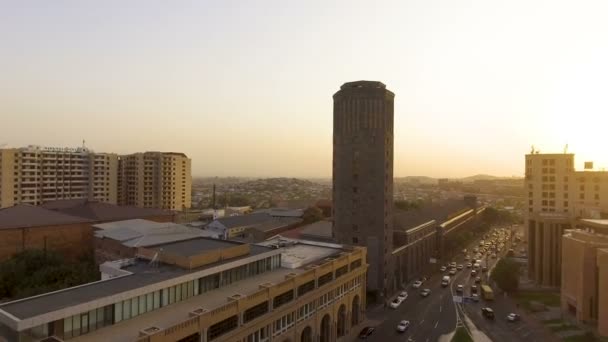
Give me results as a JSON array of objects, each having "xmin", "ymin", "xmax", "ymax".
[{"xmin": 332, "ymin": 81, "xmax": 395, "ymax": 299}]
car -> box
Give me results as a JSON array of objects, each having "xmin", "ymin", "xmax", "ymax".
[
  {"xmin": 389, "ymin": 298, "xmax": 402, "ymax": 309},
  {"xmin": 482, "ymin": 307, "xmax": 495, "ymax": 319},
  {"xmin": 440, "ymin": 266, "xmax": 447, "ymax": 272},
  {"xmin": 396, "ymin": 320, "xmax": 411, "ymax": 332},
  {"xmin": 412, "ymin": 280, "xmax": 423, "ymax": 288},
  {"xmin": 358, "ymin": 327, "xmax": 375, "ymax": 339},
  {"xmin": 456, "ymin": 285, "xmax": 464, "ymax": 293},
  {"xmin": 471, "ymin": 270, "xmax": 477, "ymax": 277},
  {"xmin": 491, "ymin": 253, "xmax": 497, "ymax": 258},
  {"xmin": 507, "ymin": 313, "xmax": 521, "ymax": 322},
  {"xmin": 467, "ymin": 263, "xmax": 472, "ymax": 268},
  {"xmin": 457, "ymin": 264, "xmax": 464, "ymax": 270},
  {"xmin": 420, "ymin": 288, "xmax": 432, "ymax": 297},
  {"xmin": 481, "ymin": 266, "xmax": 488, "ymax": 273},
  {"xmin": 471, "ymin": 285, "xmax": 478, "ymax": 293},
  {"xmin": 450, "ymin": 262, "xmax": 457, "ymax": 268},
  {"xmin": 449, "ymin": 268, "xmax": 457, "ymax": 275},
  {"xmin": 398, "ymin": 291, "xmax": 408, "ymax": 300},
  {"xmin": 471, "ymin": 293, "xmax": 480, "ymax": 302},
  {"xmin": 475, "ymin": 277, "xmax": 481, "ymax": 284}
]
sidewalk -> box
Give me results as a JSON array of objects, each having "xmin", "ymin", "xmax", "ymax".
[
  {"xmin": 341, "ymin": 305, "xmax": 384, "ymax": 341},
  {"xmin": 462, "ymin": 313, "xmax": 492, "ymax": 342}
]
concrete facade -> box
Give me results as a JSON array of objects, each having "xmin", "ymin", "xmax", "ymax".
[
  {"xmin": 332, "ymin": 81, "xmax": 395, "ymax": 298},
  {"xmin": 117, "ymin": 152, "xmax": 192, "ymax": 211},
  {"xmin": 561, "ymin": 219, "xmax": 608, "ymax": 337},
  {"xmin": 524, "ymin": 152, "xmax": 608, "ymax": 287},
  {"xmin": 0, "ymin": 146, "xmax": 118, "ymax": 208}
]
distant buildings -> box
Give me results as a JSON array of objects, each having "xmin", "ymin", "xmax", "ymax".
[
  {"xmin": 525, "ymin": 152, "xmax": 608, "ymax": 286},
  {"xmin": 0, "ymin": 146, "xmax": 192, "ymax": 211},
  {"xmin": 0, "ymin": 236, "xmax": 367, "ymax": 342},
  {"xmin": 332, "ymin": 80, "xmax": 395, "ymax": 298},
  {"xmin": 117, "ymin": 152, "xmax": 192, "ymax": 211},
  {"xmin": 206, "ymin": 212, "xmax": 302, "ymax": 241},
  {"xmin": 0, "ymin": 145, "xmax": 118, "ymax": 208},
  {"xmin": 561, "ymin": 219, "xmax": 608, "ymax": 337}
]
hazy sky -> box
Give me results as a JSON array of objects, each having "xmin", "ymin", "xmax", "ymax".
[{"xmin": 2, "ymin": 1, "xmax": 608, "ymax": 178}]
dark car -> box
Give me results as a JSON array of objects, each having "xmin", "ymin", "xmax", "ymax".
[
  {"xmin": 482, "ymin": 307, "xmax": 495, "ymax": 320},
  {"xmin": 475, "ymin": 277, "xmax": 482, "ymax": 284},
  {"xmin": 359, "ymin": 327, "xmax": 375, "ymax": 339},
  {"xmin": 507, "ymin": 313, "xmax": 521, "ymax": 322}
]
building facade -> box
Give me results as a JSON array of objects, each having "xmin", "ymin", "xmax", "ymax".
[
  {"xmin": 332, "ymin": 80, "xmax": 395, "ymax": 298},
  {"xmin": 561, "ymin": 219, "xmax": 608, "ymax": 337},
  {"xmin": 525, "ymin": 152, "xmax": 608, "ymax": 286},
  {"xmin": 117, "ymin": 152, "xmax": 192, "ymax": 211},
  {"xmin": 0, "ymin": 146, "xmax": 118, "ymax": 208},
  {"xmin": 0, "ymin": 237, "xmax": 367, "ymax": 342}
]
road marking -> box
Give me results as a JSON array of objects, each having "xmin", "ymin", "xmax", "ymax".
[{"xmin": 434, "ymin": 321, "xmax": 439, "ymax": 329}]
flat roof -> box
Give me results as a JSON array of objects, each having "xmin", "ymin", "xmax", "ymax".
[
  {"xmin": 150, "ymin": 238, "xmax": 245, "ymax": 257},
  {"xmin": 0, "ymin": 243, "xmax": 272, "ymax": 320},
  {"xmin": 580, "ymin": 219, "xmax": 608, "ymax": 227}
]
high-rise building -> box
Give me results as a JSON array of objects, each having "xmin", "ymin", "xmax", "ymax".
[
  {"xmin": 525, "ymin": 152, "xmax": 608, "ymax": 286},
  {"xmin": 0, "ymin": 146, "xmax": 118, "ymax": 208},
  {"xmin": 118, "ymin": 152, "xmax": 192, "ymax": 210},
  {"xmin": 332, "ymin": 81, "xmax": 395, "ymax": 297}
]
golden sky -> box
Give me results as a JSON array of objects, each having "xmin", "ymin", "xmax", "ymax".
[{"xmin": 2, "ymin": 0, "xmax": 607, "ymax": 177}]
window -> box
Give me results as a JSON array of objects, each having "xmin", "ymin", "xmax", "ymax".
[
  {"xmin": 580, "ymin": 193, "xmax": 585, "ymax": 200},
  {"xmin": 298, "ymin": 280, "xmax": 315, "ymax": 297},
  {"xmin": 564, "ymin": 201, "xmax": 568, "ymax": 207},
  {"xmin": 243, "ymin": 301, "xmax": 269, "ymax": 323},
  {"xmin": 207, "ymin": 315, "xmax": 238, "ymax": 341},
  {"xmin": 273, "ymin": 290, "xmax": 294, "ymax": 309},
  {"xmin": 352, "ymin": 237, "xmax": 358, "ymax": 244},
  {"xmin": 350, "ymin": 259, "xmax": 362, "ymax": 270},
  {"xmin": 318, "ymin": 272, "xmax": 333, "ymax": 287},
  {"xmin": 335, "ymin": 265, "xmax": 348, "ymax": 279}
]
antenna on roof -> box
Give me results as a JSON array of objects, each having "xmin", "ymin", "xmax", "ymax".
[
  {"xmin": 530, "ymin": 145, "xmax": 535, "ymax": 154},
  {"xmin": 564, "ymin": 144, "xmax": 568, "ymax": 154}
]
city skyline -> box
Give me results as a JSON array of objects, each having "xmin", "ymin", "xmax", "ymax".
[{"xmin": 3, "ymin": 1, "xmax": 608, "ymax": 177}]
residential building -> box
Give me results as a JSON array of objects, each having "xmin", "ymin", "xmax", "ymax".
[
  {"xmin": 332, "ymin": 80, "xmax": 395, "ymax": 298},
  {"xmin": 0, "ymin": 145, "xmax": 118, "ymax": 208},
  {"xmin": 561, "ymin": 219, "xmax": 608, "ymax": 337},
  {"xmin": 0, "ymin": 237, "xmax": 368, "ymax": 342},
  {"xmin": 117, "ymin": 152, "xmax": 192, "ymax": 211},
  {"xmin": 525, "ymin": 152, "xmax": 608, "ymax": 286},
  {"xmin": 205, "ymin": 213, "xmax": 301, "ymax": 240}
]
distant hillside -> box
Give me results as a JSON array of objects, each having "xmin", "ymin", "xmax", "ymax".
[
  {"xmin": 395, "ymin": 176, "xmax": 438, "ymax": 184},
  {"xmin": 459, "ymin": 174, "xmax": 501, "ymax": 182}
]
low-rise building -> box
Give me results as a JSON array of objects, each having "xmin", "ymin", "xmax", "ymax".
[
  {"xmin": 561, "ymin": 219, "xmax": 608, "ymax": 337},
  {"xmin": 0, "ymin": 237, "xmax": 367, "ymax": 342}
]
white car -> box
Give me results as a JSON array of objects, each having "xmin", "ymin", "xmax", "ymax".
[
  {"xmin": 457, "ymin": 264, "xmax": 464, "ymax": 270},
  {"xmin": 449, "ymin": 268, "xmax": 457, "ymax": 275},
  {"xmin": 472, "ymin": 294, "xmax": 480, "ymax": 302},
  {"xmin": 456, "ymin": 285, "xmax": 464, "ymax": 293},
  {"xmin": 389, "ymin": 298, "xmax": 403, "ymax": 309},
  {"xmin": 440, "ymin": 266, "xmax": 447, "ymax": 272},
  {"xmin": 467, "ymin": 263, "xmax": 472, "ymax": 268},
  {"xmin": 412, "ymin": 281, "xmax": 423, "ymax": 288},
  {"xmin": 398, "ymin": 291, "xmax": 408, "ymax": 300},
  {"xmin": 396, "ymin": 320, "xmax": 411, "ymax": 332}
]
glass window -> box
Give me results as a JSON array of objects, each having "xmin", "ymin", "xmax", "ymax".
[
  {"xmin": 194, "ymin": 279, "xmax": 200, "ymax": 295},
  {"xmin": 131, "ymin": 297, "xmax": 139, "ymax": 317},
  {"xmin": 162, "ymin": 288, "xmax": 169, "ymax": 306},
  {"xmin": 64, "ymin": 316, "xmax": 73, "ymax": 337},
  {"xmin": 146, "ymin": 293, "xmax": 153, "ymax": 313},
  {"xmin": 114, "ymin": 303, "xmax": 123, "ymax": 323},
  {"xmin": 123, "ymin": 300, "xmax": 131, "ymax": 320},
  {"xmin": 139, "ymin": 295, "xmax": 146, "ymax": 314},
  {"xmin": 154, "ymin": 291, "xmax": 161, "ymax": 309},
  {"xmin": 175, "ymin": 285, "xmax": 181, "ymax": 302},
  {"xmin": 182, "ymin": 283, "xmax": 188, "ymax": 300},
  {"xmin": 89, "ymin": 309, "xmax": 97, "ymax": 330},
  {"xmin": 97, "ymin": 307, "xmax": 105, "ymax": 325},
  {"xmin": 72, "ymin": 315, "xmax": 81, "ymax": 337},
  {"xmin": 169, "ymin": 286, "xmax": 176, "ymax": 304},
  {"xmin": 81, "ymin": 313, "xmax": 89, "ymax": 334}
]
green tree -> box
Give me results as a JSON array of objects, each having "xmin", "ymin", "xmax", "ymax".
[
  {"xmin": 491, "ymin": 258, "xmax": 520, "ymax": 292},
  {"xmin": 302, "ymin": 206, "xmax": 324, "ymax": 224}
]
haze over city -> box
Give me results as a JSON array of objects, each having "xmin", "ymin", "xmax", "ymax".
[{"xmin": 3, "ymin": 0, "xmax": 608, "ymax": 177}]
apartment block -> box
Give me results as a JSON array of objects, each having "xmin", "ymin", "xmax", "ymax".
[
  {"xmin": 118, "ymin": 152, "xmax": 191, "ymax": 211},
  {"xmin": 525, "ymin": 152, "xmax": 608, "ymax": 286},
  {"xmin": 561, "ymin": 219, "xmax": 608, "ymax": 337},
  {"xmin": 0, "ymin": 237, "xmax": 367, "ymax": 342},
  {"xmin": 0, "ymin": 146, "xmax": 118, "ymax": 208}
]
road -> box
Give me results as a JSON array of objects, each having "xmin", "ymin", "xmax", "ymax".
[{"xmin": 362, "ymin": 226, "xmax": 547, "ymax": 342}]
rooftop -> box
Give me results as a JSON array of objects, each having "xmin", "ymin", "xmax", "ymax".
[
  {"xmin": 41, "ymin": 200, "xmax": 174, "ymax": 222},
  {"xmin": 0, "ymin": 204, "xmax": 91, "ymax": 230},
  {"xmin": 0, "ymin": 240, "xmax": 273, "ymax": 320},
  {"xmin": 213, "ymin": 213, "xmax": 273, "ymax": 228},
  {"xmin": 393, "ymin": 199, "xmax": 472, "ymax": 230},
  {"xmin": 150, "ymin": 238, "xmax": 246, "ymax": 257}
]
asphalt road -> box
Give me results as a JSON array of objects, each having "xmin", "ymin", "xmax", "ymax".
[{"xmin": 360, "ymin": 227, "xmax": 546, "ymax": 342}]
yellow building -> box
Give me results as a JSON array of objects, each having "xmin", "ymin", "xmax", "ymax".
[
  {"xmin": 0, "ymin": 237, "xmax": 367, "ymax": 342},
  {"xmin": 561, "ymin": 219, "xmax": 608, "ymax": 337},
  {"xmin": 525, "ymin": 152, "xmax": 608, "ymax": 286},
  {"xmin": 118, "ymin": 152, "xmax": 192, "ymax": 211},
  {"xmin": 0, "ymin": 146, "xmax": 118, "ymax": 208}
]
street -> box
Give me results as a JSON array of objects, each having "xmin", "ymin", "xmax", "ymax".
[{"xmin": 361, "ymin": 226, "xmax": 548, "ymax": 342}]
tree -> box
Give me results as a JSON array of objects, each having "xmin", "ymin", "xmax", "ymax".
[
  {"xmin": 302, "ymin": 206, "xmax": 324, "ymax": 224},
  {"xmin": 490, "ymin": 258, "xmax": 520, "ymax": 292}
]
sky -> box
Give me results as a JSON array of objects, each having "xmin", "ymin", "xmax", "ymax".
[{"xmin": 2, "ymin": 0, "xmax": 608, "ymax": 178}]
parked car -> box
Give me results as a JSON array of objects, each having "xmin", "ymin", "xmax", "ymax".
[
  {"xmin": 507, "ymin": 313, "xmax": 521, "ymax": 322},
  {"xmin": 482, "ymin": 307, "xmax": 495, "ymax": 319},
  {"xmin": 358, "ymin": 327, "xmax": 375, "ymax": 339},
  {"xmin": 396, "ymin": 320, "xmax": 411, "ymax": 332},
  {"xmin": 398, "ymin": 291, "xmax": 408, "ymax": 301},
  {"xmin": 440, "ymin": 266, "xmax": 447, "ymax": 272},
  {"xmin": 412, "ymin": 280, "xmax": 423, "ymax": 288},
  {"xmin": 390, "ymin": 298, "xmax": 403, "ymax": 309},
  {"xmin": 420, "ymin": 288, "xmax": 432, "ymax": 297}
]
